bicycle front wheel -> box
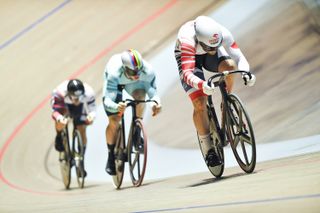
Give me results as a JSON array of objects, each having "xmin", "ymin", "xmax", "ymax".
[
  {"xmin": 127, "ymin": 119, "xmax": 147, "ymax": 187},
  {"xmin": 112, "ymin": 125, "xmax": 126, "ymax": 189},
  {"xmin": 226, "ymin": 94, "xmax": 256, "ymax": 173},
  {"xmin": 73, "ymin": 129, "xmax": 85, "ymax": 189},
  {"xmin": 59, "ymin": 129, "xmax": 71, "ymax": 189}
]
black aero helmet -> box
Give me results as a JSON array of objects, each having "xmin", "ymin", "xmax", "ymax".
[{"xmin": 67, "ymin": 79, "xmax": 85, "ymax": 96}]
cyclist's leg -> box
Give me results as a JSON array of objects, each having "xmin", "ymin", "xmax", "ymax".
[
  {"xmin": 53, "ymin": 111, "xmax": 67, "ymax": 152},
  {"xmin": 218, "ymin": 59, "xmax": 236, "ymax": 92},
  {"xmin": 124, "ymin": 83, "xmax": 147, "ymax": 118},
  {"xmin": 104, "ymin": 114, "xmax": 121, "ymax": 175},
  {"xmin": 103, "ymin": 93, "xmax": 122, "ymax": 175},
  {"xmin": 68, "ymin": 104, "xmax": 88, "ymax": 149},
  {"xmin": 75, "ymin": 124, "xmax": 87, "ymax": 149},
  {"xmin": 131, "ymin": 89, "xmax": 146, "ymax": 118},
  {"xmin": 217, "ymin": 48, "xmax": 236, "ymax": 93},
  {"xmin": 125, "ymin": 86, "xmax": 147, "ymax": 151}
]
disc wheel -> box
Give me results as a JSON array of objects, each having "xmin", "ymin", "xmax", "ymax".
[
  {"xmin": 226, "ymin": 94, "xmax": 256, "ymax": 173},
  {"xmin": 127, "ymin": 119, "xmax": 147, "ymax": 187}
]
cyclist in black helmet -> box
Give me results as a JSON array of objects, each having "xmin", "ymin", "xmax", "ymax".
[{"xmin": 50, "ymin": 79, "xmax": 96, "ymax": 157}]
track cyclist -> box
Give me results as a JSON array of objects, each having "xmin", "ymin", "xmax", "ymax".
[
  {"xmin": 103, "ymin": 49, "xmax": 162, "ymax": 175},
  {"xmin": 174, "ymin": 16, "xmax": 256, "ymax": 167},
  {"xmin": 50, "ymin": 79, "xmax": 96, "ymax": 175}
]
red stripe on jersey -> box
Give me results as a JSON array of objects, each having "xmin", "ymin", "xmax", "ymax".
[
  {"xmin": 181, "ymin": 61, "xmax": 195, "ymax": 71},
  {"xmin": 189, "ymin": 89, "xmax": 206, "ymax": 101},
  {"xmin": 181, "ymin": 43, "xmax": 195, "ymax": 51},
  {"xmin": 231, "ymin": 42, "xmax": 239, "ymax": 49},
  {"xmin": 184, "ymin": 72, "xmax": 192, "ymax": 82}
]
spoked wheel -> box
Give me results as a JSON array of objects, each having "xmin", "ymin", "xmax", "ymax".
[
  {"xmin": 226, "ymin": 94, "xmax": 256, "ymax": 173},
  {"xmin": 127, "ymin": 119, "xmax": 147, "ymax": 187},
  {"xmin": 73, "ymin": 129, "xmax": 85, "ymax": 189},
  {"xmin": 112, "ymin": 126, "xmax": 126, "ymax": 189},
  {"xmin": 197, "ymin": 106, "xmax": 225, "ymax": 178},
  {"xmin": 59, "ymin": 129, "xmax": 71, "ymax": 189}
]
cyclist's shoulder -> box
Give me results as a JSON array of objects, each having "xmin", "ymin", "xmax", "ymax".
[
  {"xmin": 141, "ymin": 62, "xmax": 156, "ymax": 78},
  {"xmin": 83, "ymin": 83, "xmax": 95, "ymax": 97},
  {"xmin": 177, "ymin": 20, "xmax": 196, "ymax": 42},
  {"xmin": 52, "ymin": 80, "xmax": 68, "ymax": 98},
  {"xmin": 105, "ymin": 53, "xmax": 123, "ymax": 76}
]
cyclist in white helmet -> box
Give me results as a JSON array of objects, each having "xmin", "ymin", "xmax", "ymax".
[
  {"xmin": 174, "ymin": 16, "xmax": 256, "ymax": 167},
  {"xmin": 102, "ymin": 49, "xmax": 162, "ymax": 175}
]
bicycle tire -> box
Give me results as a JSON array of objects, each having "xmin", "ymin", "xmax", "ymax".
[
  {"xmin": 73, "ymin": 129, "xmax": 85, "ymax": 189},
  {"xmin": 226, "ymin": 94, "xmax": 256, "ymax": 173},
  {"xmin": 197, "ymin": 106, "xmax": 224, "ymax": 178},
  {"xmin": 127, "ymin": 119, "xmax": 147, "ymax": 187},
  {"xmin": 59, "ymin": 129, "xmax": 71, "ymax": 189},
  {"xmin": 112, "ymin": 125, "xmax": 126, "ymax": 189}
]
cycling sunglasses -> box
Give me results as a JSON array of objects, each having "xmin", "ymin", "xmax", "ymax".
[
  {"xmin": 70, "ymin": 94, "xmax": 84, "ymax": 102},
  {"xmin": 125, "ymin": 66, "xmax": 141, "ymax": 77},
  {"xmin": 199, "ymin": 41, "xmax": 219, "ymax": 52}
]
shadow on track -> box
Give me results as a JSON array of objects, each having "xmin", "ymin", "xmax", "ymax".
[{"xmin": 184, "ymin": 171, "xmax": 259, "ymax": 188}]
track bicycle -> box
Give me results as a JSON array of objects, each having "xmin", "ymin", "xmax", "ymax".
[
  {"xmin": 59, "ymin": 117, "xmax": 86, "ymax": 189},
  {"xmin": 198, "ymin": 70, "xmax": 256, "ymax": 178},
  {"xmin": 112, "ymin": 99, "xmax": 157, "ymax": 189}
]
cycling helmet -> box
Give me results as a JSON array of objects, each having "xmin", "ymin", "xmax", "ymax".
[
  {"xmin": 67, "ymin": 79, "xmax": 85, "ymax": 97},
  {"xmin": 121, "ymin": 49, "xmax": 143, "ymax": 75},
  {"xmin": 194, "ymin": 16, "xmax": 223, "ymax": 48}
]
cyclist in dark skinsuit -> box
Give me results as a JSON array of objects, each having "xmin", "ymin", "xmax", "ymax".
[{"xmin": 50, "ymin": 79, "xmax": 96, "ymax": 176}]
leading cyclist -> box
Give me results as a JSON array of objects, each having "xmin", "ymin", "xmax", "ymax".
[
  {"xmin": 103, "ymin": 49, "xmax": 162, "ymax": 175},
  {"xmin": 174, "ymin": 16, "xmax": 256, "ymax": 167},
  {"xmin": 50, "ymin": 79, "xmax": 96, "ymax": 175}
]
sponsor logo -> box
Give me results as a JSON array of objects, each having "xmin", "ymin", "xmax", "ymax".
[{"xmin": 209, "ymin": 33, "xmax": 220, "ymax": 45}]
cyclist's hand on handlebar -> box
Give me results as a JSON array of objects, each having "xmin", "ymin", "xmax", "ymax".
[
  {"xmin": 202, "ymin": 81, "xmax": 215, "ymax": 95},
  {"xmin": 152, "ymin": 103, "xmax": 162, "ymax": 117},
  {"xmin": 117, "ymin": 102, "xmax": 127, "ymax": 114},
  {"xmin": 242, "ymin": 72, "xmax": 256, "ymax": 87},
  {"xmin": 57, "ymin": 115, "xmax": 68, "ymax": 125},
  {"xmin": 85, "ymin": 112, "xmax": 95, "ymax": 125}
]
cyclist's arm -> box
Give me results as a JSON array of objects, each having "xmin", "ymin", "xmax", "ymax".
[
  {"xmin": 50, "ymin": 90, "xmax": 66, "ymax": 121},
  {"xmin": 142, "ymin": 65, "xmax": 161, "ymax": 104},
  {"xmin": 83, "ymin": 84, "xmax": 97, "ymax": 119},
  {"xmin": 146, "ymin": 77, "xmax": 161, "ymax": 104},
  {"xmin": 177, "ymin": 38, "xmax": 205, "ymax": 90},
  {"xmin": 222, "ymin": 27, "xmax": 250, "ymax": 71},
  {"xmin": 103, "ymin": 71, "xmax": 121, "ymax": 113}
]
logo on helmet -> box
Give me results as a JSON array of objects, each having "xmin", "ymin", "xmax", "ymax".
[{"xmin": 209, "ymin": 33, "xmax": 220, "ymax": 45}]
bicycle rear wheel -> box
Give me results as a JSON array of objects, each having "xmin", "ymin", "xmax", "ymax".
[
  {"xmin": 73, "ymin": 129, "xmax": 85, "ymax": 189},
  {"xmin": 127, "ymin": 119, "xmax": 147, "ymax": 187},
  {"xmin": 226, "ymin": 94, "xmax": 256, "ymax": 173},
  {"xmin": 112, "ymin": 125, "xmax": 126, "ymax": 189},
  {"xmin": 197, "ymin": 105, "xmax": 225, "ymax": 178},
  {"xmin": 59, "ymin": 129, "xmax": 71, "ymax": 189}
]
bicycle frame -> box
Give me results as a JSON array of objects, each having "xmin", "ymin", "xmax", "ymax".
[
  {"xmin": 59, "ymin": 117, "xmax": 86, "ymax": 189},
  {"xmin": 207, "ymin": 79, "xmax": 228, "ymax": 145},
  {"xmin": 206, "ymin": 70, "xmax": 256, "ymax": 174},
  {"xmin": 207, "ymin": 70, "xmax": 250, "ymax": 144},
  {"xmin": 113, "ymin": 99, "xmax": 156, "ymax": 188}
]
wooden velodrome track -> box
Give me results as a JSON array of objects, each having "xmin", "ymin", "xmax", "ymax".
[{"xmin": 0, "ymin": 0, "xmax": 319, "ymax": 212}]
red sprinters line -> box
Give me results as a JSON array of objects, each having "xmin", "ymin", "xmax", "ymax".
[{"xmin": 0, "ymin": 0, "xmax": 177, "ymax": 195}]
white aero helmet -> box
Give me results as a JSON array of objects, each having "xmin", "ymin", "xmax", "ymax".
[
  {"xmin": 194, "ymin": 16, "xmax": 223, "ymax": 48},
  {"xmin": 121, "ymin": 49, "xmax": 143, "ymax": 74}
]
